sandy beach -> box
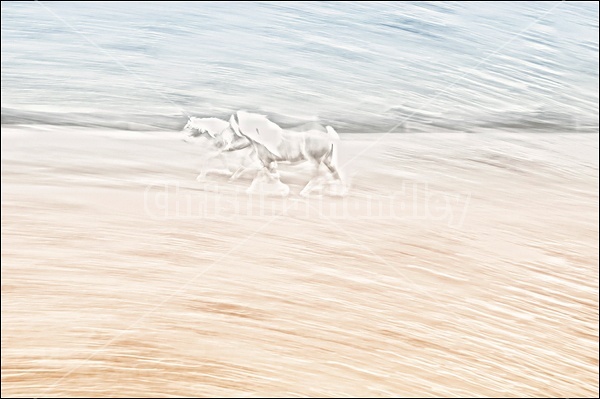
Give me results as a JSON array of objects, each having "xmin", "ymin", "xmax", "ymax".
[{"xmin": 1, "ymin": 126, "xmax": 598, "ymax": 397}]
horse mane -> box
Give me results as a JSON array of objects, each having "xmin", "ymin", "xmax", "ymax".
[{"xmin": 235, "ymin": 111, "xmax": 283, "ymax": 157}]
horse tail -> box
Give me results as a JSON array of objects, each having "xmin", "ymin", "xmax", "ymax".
[{"xmin": 325, "ymin": 125, "xmax": 340, "ymax": 169}]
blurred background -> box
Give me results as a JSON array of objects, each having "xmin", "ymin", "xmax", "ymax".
[
  {"xmin": 1, "ymin": 1, "xmax": 598, "ymax": 132},
  {"xmin": 1, "ymin": 2, "xmax": 598, "ymax": 398}
]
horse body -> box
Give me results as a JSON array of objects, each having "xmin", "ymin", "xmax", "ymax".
[
  {"xmin": 229, "ymin": 111, "xmax": 342, "ymax": 195},
  {"xmin": 253, "ymin": 128, "xmax": 332, "ymax": 163}
]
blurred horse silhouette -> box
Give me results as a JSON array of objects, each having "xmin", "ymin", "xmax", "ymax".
[
  {"xmin": 183, "ymin": 117, "xmax": 258, "ymax": 180},
  {"xmin": 228, "ymin": 111, "xmax": 344, "ymax": 196}
]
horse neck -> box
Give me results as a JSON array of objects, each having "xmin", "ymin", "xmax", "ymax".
[
  {"xmin": 214, "ymin": 134, "xmax": 227, "ymax": 146},
  {"xmin": 279, "ymin": 128, "xmax": 292, "ymax": 139}
]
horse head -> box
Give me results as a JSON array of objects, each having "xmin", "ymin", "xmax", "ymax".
[
  {"xmin": 183, "ymin": 117, "xmax": 203, "ymax": 138},
  {"xmin": 183, "ymin": 117, "xmax": 230, "ymax": 139}
]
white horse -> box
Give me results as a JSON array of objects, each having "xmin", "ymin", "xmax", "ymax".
[
  {"xmin": 228, "ymin": 111, "xmax": 343, "ymax": 196},
  {"xmin": 183, "ymin": 117, "xmax": 257, "ymax": 180}
]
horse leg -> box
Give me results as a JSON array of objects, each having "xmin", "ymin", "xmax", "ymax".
[
  {"xmin": 229, "ymin": 149, "xmax": 253, "ymax": 181},
  {"xmin": 230, "ymin": 165, "xmax": 247, "ymax": 181},
  {"xmin": 230, "ymin": 160, "xmax": 257, "ymax": 180},
  {"xmin": 299, "ymin": 160, "xmax": 324, "ymax": 197},
  {"xmin": 322, "ymin": 156, "xmax": 347, "ymax": 196},
  {"xmin": 267, "ymin": 161, "xmax": 280, "ymax": 181},
  {"xmin": 229, "ymin": 145, "xmax": 259, "ymax": 180},
  {"xmin": 197, "ymin": 151, "xmax": 216, "ymax": 180},
  {"xmin": 323, "ymin": 157, "xmax": 341, "ymax": 181},
  {"xmin": 199, "ymin": 150, "xmax": 234, "ymax": 180},
  {"xmin": 216, "ymin": 151, "xmax": 231, "ymax": 172}
]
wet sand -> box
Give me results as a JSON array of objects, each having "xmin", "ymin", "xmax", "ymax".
[{"xmin": 1, "ymin": 126, "xmax": 598, "ymax": 397}]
